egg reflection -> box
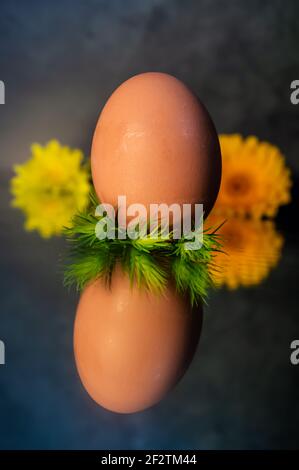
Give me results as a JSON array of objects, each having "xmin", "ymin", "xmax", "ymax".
[
  {"xmin": 74, "ymin": 265, "xmax": 202, "ymax": 414},
  {"xmin": 205, "ymin": 215, "xmax": 284, "ymax": 289}
]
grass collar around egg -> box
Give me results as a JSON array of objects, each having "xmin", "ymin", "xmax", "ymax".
[{"xmin": 63, "ymin": 192, "xmax": 223, "ymax": 306}]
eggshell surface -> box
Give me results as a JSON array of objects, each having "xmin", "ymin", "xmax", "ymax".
[
  {"xmin": 91, "ymin": 72, "xmax": 221, "ymax": 218},
  {"xmin": 74, "ymin": 265, "xmax": 202, "ymax": 413}
]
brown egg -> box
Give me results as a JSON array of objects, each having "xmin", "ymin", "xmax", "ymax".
[
  {"xmin": 91, "ymin": 72, "xmax": 221, "ymax": 219},
  {"xmin": 74, "ymin": 265, "xmax": 202, "ymax": 413}
]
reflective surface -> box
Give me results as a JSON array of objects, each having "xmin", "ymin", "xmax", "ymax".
[{"xmin": 0, "ymin": 179, "xmax": 298, "ymax": 449}]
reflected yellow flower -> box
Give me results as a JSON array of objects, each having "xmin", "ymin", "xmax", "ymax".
[
  {"xmin": 205, "ymin": 215, "xmax": 284, "ymax": 289},
  {"xmin": 214, "ymin": 135, "xmax": 291, "ymax": 218},
  {"xmin": 11, "ymin": 140, "xmax": 91, "ymax": 238}
]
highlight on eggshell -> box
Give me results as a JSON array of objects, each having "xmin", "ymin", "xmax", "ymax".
[{"xmin": 71, "ymin": 72, "xmax": 222, "ymax": 413}]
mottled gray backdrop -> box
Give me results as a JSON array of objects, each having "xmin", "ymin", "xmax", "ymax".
[{"xmin": 0, "ymin": 0, "xmax": 298, "ymax": 449}]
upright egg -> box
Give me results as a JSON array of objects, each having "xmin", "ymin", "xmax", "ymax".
[
  {"xmin": 74, "ymin": 266, "xmax": 202, "ymax": 414},
  {"xmin": 91, "ymin": 72, "xmax": 221, "ymax": 218}
]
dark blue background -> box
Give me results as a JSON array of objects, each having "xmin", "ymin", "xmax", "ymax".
[{"xmin": 0, "ymin": 0, "xmax": 299, "ymax": 449}]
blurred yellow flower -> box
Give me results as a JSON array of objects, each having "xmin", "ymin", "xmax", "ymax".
[
  {"xmin": 11, "ymin": 140, "xmax": 91, "ymax": 238},
  {"xmin": 206, "ymin": 215, "xmax": 284, "ymax": 289},
  {"xmin": 213, "ymin": 135, "xmax": 292, "ymax": 218}
]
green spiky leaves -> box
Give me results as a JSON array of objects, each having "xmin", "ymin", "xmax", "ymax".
[{"xmin": 64, "ymin": 194, "xmax": 222, "ymax": 306}]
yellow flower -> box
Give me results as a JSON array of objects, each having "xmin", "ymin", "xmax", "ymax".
[
  {"xmin": 214, "ymin": 135, "xmax": 292, "ymax": 218},
  {"xmin": 206, "ymin": 214, "xmax": 284, "ymax": 289},
  {"xmin": 11, "ymin": 140, "xmax": 91, "ymax": 238}
]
